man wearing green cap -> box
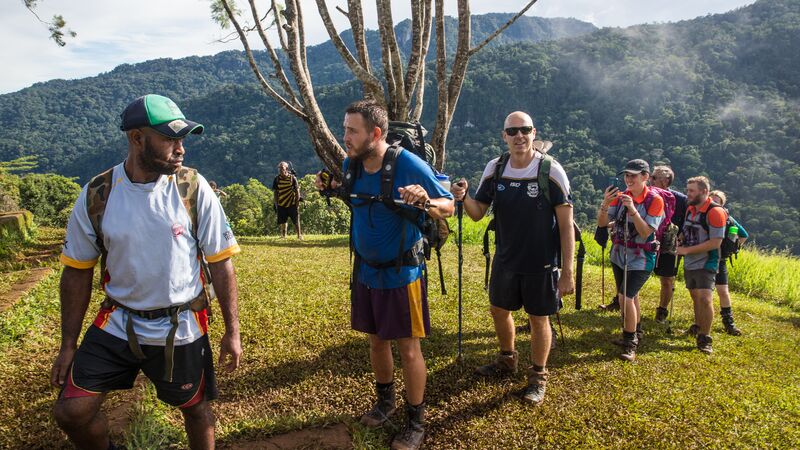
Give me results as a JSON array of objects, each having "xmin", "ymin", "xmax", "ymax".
[{"xmin": 52, "ymin": 94, "xmax": 242, "ymax": 449}]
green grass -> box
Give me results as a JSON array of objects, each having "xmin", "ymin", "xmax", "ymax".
[{"xmin": 0, "ymin": 234, "xmax": 798, "ymax": 448}]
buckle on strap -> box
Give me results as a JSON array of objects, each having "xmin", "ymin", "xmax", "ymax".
[{"xmin": 102, "ymin": 292, "xmax": 207, "ymax": 382}]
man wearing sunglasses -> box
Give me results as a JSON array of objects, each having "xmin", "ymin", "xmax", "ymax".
[{"xmin": 450, "ymin": 111, "xmax": 575, "ymax": 405}]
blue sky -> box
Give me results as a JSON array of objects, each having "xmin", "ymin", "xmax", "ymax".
[{"xmin": 2, "ymin": 0, "xmax": 755, "ymax": 94}]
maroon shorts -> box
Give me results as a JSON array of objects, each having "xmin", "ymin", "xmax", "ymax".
[{"xmin": 351, "ymin": 278, "xmax": 430, "ymax": 340}]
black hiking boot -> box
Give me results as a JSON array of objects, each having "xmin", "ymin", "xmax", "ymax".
[
  {"xmin": 360, "ymin": 382, "xmax": 396, "ymax": 427},
  {"xmin": 722, "ymin": 314, "xmax": 742, "ymax": 336},
  {"xmin": 612, "ymin": 327, "xmax": 643, "ymax": 347},
  {"xmin": 655, "ymin": 307, "xmax": 669, "ymax": 324},
  {"xmin": 685, "ymin": 324, "xmax": 699, "ymax": 337},
  {"xmin": 475, "ymin": 351, "xmax": 517, "ymax": 377},
  {"xmin": 697, "ymin": 334, "xmax": 713, "ymax": 354},
  {"xmin": 599, "ymin": 297, "xmax": 620, "ymax": 312},
  {"xmin": 521, "ymin": 367, "xmax": 549, "ymax": 404},
  {"xmin": 619, "ymin": 332, "xmax": 638, "ymax": 362},
  {"xmin": 391, "ymin": 403, "xmax": 425, "ymax": 450}
]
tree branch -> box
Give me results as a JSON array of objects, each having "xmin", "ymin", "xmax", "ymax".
[
  {"xmin": 376, "ymin": 0, "xmax": 406, "ymax": 118},
  {"xmin": 247, "ymin": 0, "xmax": 303, "ymax": 110},
  {"xmin": 411, "ymin": 0, "xmax": 433, "ymax": 121},
  {"xmin": 469, "ymin": 0, "xmax": 538, "ymax": 56},
  {"xmin": 219, "ymin": 0, "xmax": 307, "ymax": 119}
]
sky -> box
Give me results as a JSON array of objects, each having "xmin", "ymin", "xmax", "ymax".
[{"xmin": 2, "ymin": 0, "xmax": 756, "ymax": 94}]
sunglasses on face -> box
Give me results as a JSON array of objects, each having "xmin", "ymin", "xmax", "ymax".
[{"xmin": 504, "ymin": 126, "xmax": 534, "ymax": 136}]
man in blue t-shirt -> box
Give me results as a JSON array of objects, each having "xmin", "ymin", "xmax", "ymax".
[{"xmin": 317, "ymin": 100, "xmax": 453, "ymax": 450}]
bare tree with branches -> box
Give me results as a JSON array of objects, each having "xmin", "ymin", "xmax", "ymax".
[{"xmin": 213, "ymin": 0, "xmax": 538, "ymax": 176}]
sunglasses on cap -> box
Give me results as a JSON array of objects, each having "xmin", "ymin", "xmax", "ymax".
[{"xmin": 504, "ymin": 126, "xmax": 534, "ymax": 136}]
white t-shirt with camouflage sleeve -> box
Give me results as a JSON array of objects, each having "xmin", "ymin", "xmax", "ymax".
[{"xmin": 60, "ymin": 162, "xmax": 240, "ymax": 346}]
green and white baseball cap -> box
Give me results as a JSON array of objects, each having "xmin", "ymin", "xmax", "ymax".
[{"xmin": 120, "ymin": 94, "xmax": 203, "ymax": 138}]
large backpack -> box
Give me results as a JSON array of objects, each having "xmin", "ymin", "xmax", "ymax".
[
  {"xmin": 341, "ymin": 145, "xmax": 450, "ymax": 294},
  {"xmin": 387, "ymin": 121, "xmax": 437, "ymax": 168},
  {"xmin": 696, "ymin": 204, "xmax": 740, "ymax": 264},
  {"xmin": 610, "ymin": 186, "xmax": 677, "ymax": 258},
  {"xmin": 85, "ymin": 166, "xmax": 215, "ymax": 304},
  {"xmin": 481, "ymin": 142, "xmax": 587, "ymax": 309}
]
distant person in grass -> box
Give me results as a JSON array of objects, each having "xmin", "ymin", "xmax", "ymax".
[
  {"xmin": 52, "ymin": 94, "xmax": 242, "ymax": 450},
  {"xmin": 677, "ymin": 176, "xmax": 727, "ymax": 354},
  {"xmin": 272, "ymin": 161, "xmax": 302, "ymax": 239},
  {"xmin": 649, "ymin": 166, "xmax": 689, "ymax": 324},
  {"xmin": 597, "ymin": 159, "xmax": 665, "ymax": 361},
  {"xmin": 450, "ymin": 111, "xmax": 574, "ymax": 404},
  {"xmin": 315, "ymin": 100, "xmax": 453, "ymax": 450},
  {"xmin": 209, "ymin": 180, "xmax": 228, "ymax": 198},
  {"xmin": 709, "ymin": 190, "xmax": 748, "ymax": 336}
]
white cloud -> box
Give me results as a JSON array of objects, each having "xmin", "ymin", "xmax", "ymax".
[{"xmin": 2, "ymin": 0, "xmax": 756, "ymax": 94}]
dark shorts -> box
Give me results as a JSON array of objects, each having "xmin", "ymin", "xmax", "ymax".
[
  {"xmin": 715, "ymin": 259, "xmax": 728, "ymax": 285},
  {"xmin": 489, "ymin": 263, "xmax": 562, "ymax": 316},
  {"xmin": 685, "ymin": 269, "xmax": 716, "ymax": 290},
  {"xmin": 276, "ymin": 205, "xmax": 299, "ymax": 225},
  {"xmin": 611, "ymin": 263, "xmax": 651, "ymax": 298},
  {"xmin": 351, "ymin": 278, "xmax": 430, "ymax": 340},
  {"xmin": 63, "ymin": 326, "xmax": 217, "ymax": 408},
  {"xmin": 653, "ymin": 253, "xmax": 679, "ymax": 277}
]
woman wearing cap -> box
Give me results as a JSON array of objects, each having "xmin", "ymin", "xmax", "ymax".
[{"xmin": 597, "ymin": 159, "xmax": 665, "ymax": 361}]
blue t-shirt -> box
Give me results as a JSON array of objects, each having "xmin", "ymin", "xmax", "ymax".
[{"xmin": 345, "ymin": 149, "xmax": 453, "ymax": 289}]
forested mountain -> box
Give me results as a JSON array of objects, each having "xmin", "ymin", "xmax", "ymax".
[{"xmin": 1, "ymin": 1, "xmax": 799, "ymax": 252}]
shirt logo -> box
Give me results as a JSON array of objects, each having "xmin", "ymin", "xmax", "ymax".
[
  {"xmin": 223, "ymin": 231, "xmax": 234, "ymax": 241},
  {"xmin": 497, "ymin": 184, "xmax": 506, "ymax": 192},
  {"xmin": 509, "ymin": 182, "xmax": 521, "ymax": 188},
  {"xmin": 172, "ymin": 223, "xmax": 185, "ymax": 237},
  {"xmin": 527, "ymin": 183, "xmax": 539, "ymax": 198},
  {"xmin": 181, "ymin": 383, "xmax": 194, "ymax": 391}
]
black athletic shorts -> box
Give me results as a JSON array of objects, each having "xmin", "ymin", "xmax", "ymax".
[
  {"xmin": 715, "ymin": 259, "xmax": 728, "ymax": 285},
  {"xmin": 489, "ymin": 261, "xmax": 562, "ymax": 316},
  {"xmin": 611, "ymin": 263, "xmax": 651, "ymax": 298},
  {"xmin": 653, "ymin": 253, "xmax": 679, "ymax": 277},
  {"xmin": 66, "ymin": 326, "xmax": 218, "ymax": 408},
  {"xmin": 276, "ymin": 205, "xmax": 299, "ymax": 225}
]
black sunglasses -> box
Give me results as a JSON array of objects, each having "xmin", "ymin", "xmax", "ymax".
[{"xmin": 504, "ymin": 126, "xmax": 534, "ymax": 136}]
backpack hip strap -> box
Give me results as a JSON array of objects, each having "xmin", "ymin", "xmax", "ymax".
[{"xmin": 101, "ymin": 292, "xmax": 207, "ymax": 382}]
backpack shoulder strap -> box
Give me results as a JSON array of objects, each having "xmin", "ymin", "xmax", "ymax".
[
  {"xmin": 537, "ymin": 154, "xmax": 553, "ymax": 205},
  {"xmin": 342, "ymin": 158, "xmax": 361, "ymax": 198},
  {"xmin": 698, "ymin": 202, "xmax": 723, "ymax": 233},
  {"xmin": 381, "ymin": 145, "xmax": 402, "ymax": 199},
  {"xmin": 86, "ymin": 167, "xmax": 116, "ymax": 248},
  {"xmin": 494, "ymin": 152, "xmax": 511, "ymax": 183},
  {"xmin": 175, "ymin": 167, "xmax": 201, "ymax": 235}
]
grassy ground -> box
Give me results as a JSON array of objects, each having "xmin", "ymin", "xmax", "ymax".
[{"xmin": 0, "ymin": 234, "xmax": 798, "ymax": 448}]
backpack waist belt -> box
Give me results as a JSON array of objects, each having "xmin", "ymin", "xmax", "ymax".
[
  {"xmin": 611, "ymin": 237, "xmax": 659, "ymax": 252},
  {"xmin": 358, "ymin": 239, "xmax": 425, "ymax": 270},
  {"xmin": 101, "ymin": 291, "xmax": 208, "ymax": 382}
]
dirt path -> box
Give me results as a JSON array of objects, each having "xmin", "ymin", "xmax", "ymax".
[
  {"xmin": 222, "ymin": 423, "xmax": 352, "ymax": 450},
  {"xmin": 0, "ymin": 267, "xmax": 53, "ymax": 313}
]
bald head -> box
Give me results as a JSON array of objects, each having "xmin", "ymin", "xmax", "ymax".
[{"xmin": 503, "ymin": 111, "xmax": 533, "ymax": 129}]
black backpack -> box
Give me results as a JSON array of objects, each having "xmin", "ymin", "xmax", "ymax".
[
  {"xmin": 481, "ymin": 143, "xmax": 586, "ymax": 309},
  {"xmin": 387, "ymin": 121, "xmax": 437, "ymax": 168},
  {"xmin": 695, "ymin": 203, "xmax": 741, "ymax": 265},
  {"xmin": 341, "ymin": 145, "xmax": 450, "ymax": 295}
]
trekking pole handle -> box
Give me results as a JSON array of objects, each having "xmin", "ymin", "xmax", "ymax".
[{"xmin": 348, "ymin": 194, "xmax": 436, "ymax": 211}]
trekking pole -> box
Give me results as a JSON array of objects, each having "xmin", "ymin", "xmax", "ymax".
[
  {"xmin": 622, "ymin": 214, "xmax": 629, "ymax": 323},
  {"xmin": 665, "ymin": 255, "xmax": 681, "ymax": 334},
  {"xmin": 457, "ymin": 200, "xmax": 464, "ymax": 363}
]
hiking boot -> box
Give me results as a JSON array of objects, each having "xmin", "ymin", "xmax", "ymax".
[
  {"xmin": 655, "ymin": 307, "xmax": 669, "ymax": 324},
  {"xmin": 391, "ymin": 403, "xmax": 425, "ymax": 450},
  {"xmin": 521, "ymin": 367, "xmax": 548, "ymax": 404},
  {"xmin": 612, "ymin": 329, "xmax": 643, "ymax": 347},
  {"xmin": 475, "ymin": 351, "xmax": 517, "ymax": 377},
  {"xmin": 599, "ymin": 298, "xmax": 620, "ymax": 312},
  {"xmin": 697, "ymin": 334, "xmax": 713, "ymax": 354},
  {"xmin": 618, "ymin": 332, "xmax": 638, "ymax": 362},
  {"xmin": 685, "ymin": 324, "xmax": 699, "ymax": 337},
  {"xmin": 360, "ymin": 382, "xmax": 396, "ymax": 427},
  {"xmin": 722, "ymin": 315, "xmax": 742, "ymax": 336}
]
